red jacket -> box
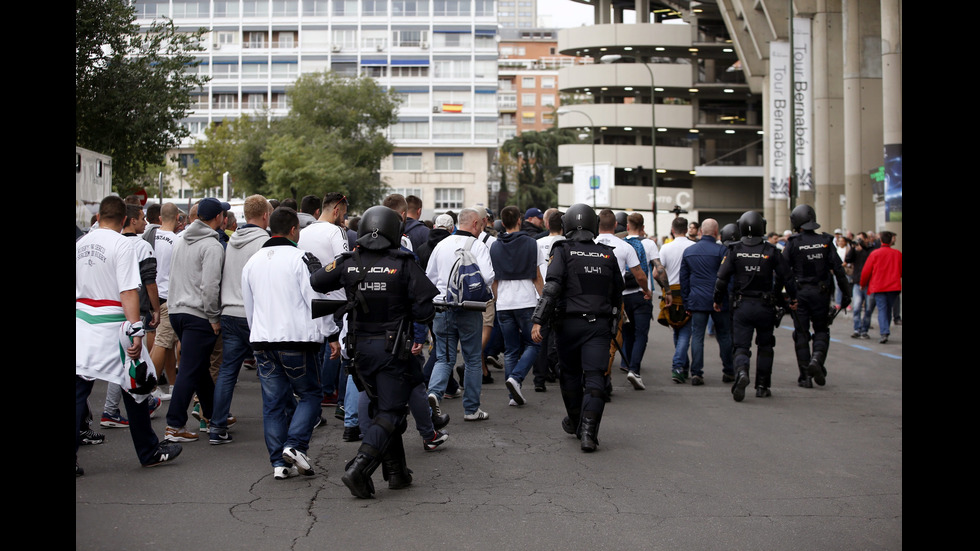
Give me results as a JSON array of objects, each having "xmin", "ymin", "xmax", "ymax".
[{"xmin": 859, "ymin": 244, "xmax": 902, "ymax": 293}]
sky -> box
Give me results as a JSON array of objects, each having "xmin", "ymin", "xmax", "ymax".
[{"xmin": 536, "ymin": 0, "xmax": 597, "ymax": 29}]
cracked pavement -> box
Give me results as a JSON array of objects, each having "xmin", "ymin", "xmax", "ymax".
[{"xmin": 76, "ymin": 317, "xmax": 901, "ymax": 550}]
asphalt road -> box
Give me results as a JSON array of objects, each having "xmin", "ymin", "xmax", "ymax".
[{"xmin": 76, "ymin": 313, "xmax": 902, "ymax": 550}]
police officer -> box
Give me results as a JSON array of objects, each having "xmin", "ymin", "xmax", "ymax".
[
  {"xmin": 531, "ymin": 204, "xmax": 624, "ymax": 452},
  {"xmin": 714, "ymin": 211, "xmax": 797, "ymax": 402},
  {"xmin": 310, "ymin": 206, "xmax": 439, "ymax": 498},
  {"xmin": 783, "ymin": 204, "xmax": 851, "ymax": 388}
]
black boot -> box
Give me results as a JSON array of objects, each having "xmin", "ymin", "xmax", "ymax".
[
  {"xmin": 432, "ymin": 412, "xmax": 450, "ymax": 430},
  {"xmin": 381, "ymin": 436, "xmax": 413, "ymax": 490},
  {"xmin": 560, "ymin": 389, "xmax": 582, "ymax": 439},
  {"xmin": 580, "ymin": 413, "xmax": 599, "ymax": 452},
  {"xmin": 807, "ymin": 351, "xmax": 826, "ymax": 386},
  {"xmin": 342, "ymin": 446, "xmax": 380, "ymax": 499}
]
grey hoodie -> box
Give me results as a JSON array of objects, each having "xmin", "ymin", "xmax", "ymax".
[
  {"xmin": 169, "ymin": 219, "xmax": 225, "ymax": 323},
  {"xmin": 221, "ymin": 225, "xmax": 271, "ymax": 318}
]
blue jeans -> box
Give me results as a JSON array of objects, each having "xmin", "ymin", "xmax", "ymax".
[
  {"xmin": 428, "ymin": 309, "xmax": 483, "ymax": 415},
  {"xmin": 318, "ymin": 344, "xmax": 340, "ymax": 397},
  {"xmin": 621, "ymin": 292, "xmax": 653, "ymax": 375},
  {"xmin": 875, "ymin": 291, "xmax": 899, "ymax": 337},
  {"xmin": 498, "ymin": 307, "xmax": 539, "ymax": 387},
  {"xmin": 672, "ymin": 322, "xmax": 692, "ymax": 373},
  {"xmin": 690, "ymin": 311, "xmax": 734, "ymax": 377},
  {"xmin": 852, "ymin": 285, "xmax": 870, "ymax": 333},
  {"xmin": 343, "ymin": 372, "xmax": 359, "ymax": 428},
  {"xmin": 211, "ymin": 315, "xmax": 252, "ymax": 431},
  {"xmin": 255, "ymin": 348, "xmax": 322, "ymax": 468}
]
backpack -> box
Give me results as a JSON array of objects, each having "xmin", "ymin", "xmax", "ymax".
[{"xmin": 446, "ymin": 237, "xmax": 493, "ymax": 306}]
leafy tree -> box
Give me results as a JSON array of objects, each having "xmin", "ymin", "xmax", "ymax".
[
  {"xmin": 264, "ymin": 72, "xmax": 400, "ymax": 209},
  {"xmin": 501, "ymin": 128, "xmax": 581, "ymax": 210},
  {"xmin": 189, "ymin": 115, "xmax": 274, "ymax": 197},
  {"xmin": 76, "ymin": 0, "xmax": 209, "ymax": 195}
]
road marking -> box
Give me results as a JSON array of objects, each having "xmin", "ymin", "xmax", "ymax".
[{"xmin": 777, "ymin": 325, "xmax": 900, "ymax": 360}]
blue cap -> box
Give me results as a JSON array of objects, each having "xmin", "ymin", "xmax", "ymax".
[
  {"xmin": 524, "ymin": 207, "xmax": 543, "ymax": 219},
  {"xmin": 198, "ymin": 198, "xmax": 231, "ymax": 221}
]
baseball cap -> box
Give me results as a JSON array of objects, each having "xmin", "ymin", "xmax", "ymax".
[
  {"xmin": 434, "ymin": 214, "xmax": 454, "ymax": 230},
  {"xmin": 198, "ymin": 197, "xmax": 231, "ymax": 221},
  {"xmin": 525, "ymin": 207, "xmax": 543, "ymax": 219}
]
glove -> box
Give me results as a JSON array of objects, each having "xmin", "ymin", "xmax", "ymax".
[{"xmin": 302, "ymin": 252, "xmax": 323, "ymax": 275}]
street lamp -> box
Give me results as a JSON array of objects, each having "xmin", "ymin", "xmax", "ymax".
[
  {"xmin": 600, "ymin": 54, "xmax": 659, "ymax": 240},
  {"xmin": 557, "ymin": 107, "xmax": 597, "ymax": 208}
]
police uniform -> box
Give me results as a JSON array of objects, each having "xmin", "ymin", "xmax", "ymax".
[
  {"xmin": 783, "ymin": 218, "xmax": 850, "ymax": 387},
  {"xmin": 714, "ymin": 236, "xmax": 796, "ymax": 401},
  {"xmin": 532, "ymin": 204, "xmax": 624, "ymax": 452},
  {"xmin": 311, "ymin": 207, "xmax": 438, "ymax": 498}
]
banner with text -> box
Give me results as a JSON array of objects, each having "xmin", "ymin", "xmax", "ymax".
[{"xmin": 768, "ymin": 18, "xmax": 813, "ymax": 199}]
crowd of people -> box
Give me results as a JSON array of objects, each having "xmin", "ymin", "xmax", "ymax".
[{"xmin": 76, "ymin": 193, "xmax": 901, "ymax": 497}]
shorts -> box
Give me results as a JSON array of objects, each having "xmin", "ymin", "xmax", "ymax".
[
  {"xmin": 154, "ymin": 302, "xmax": 176, "ymax": 349},
  {"xmin": 482, "ymin": 299, "xmax": 496, "ymax": 327}
]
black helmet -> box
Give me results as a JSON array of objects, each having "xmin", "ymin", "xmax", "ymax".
[
  {"xmin": 737, "ymin": 211, "xmax": 766, "ymax": 245},
  {"xmin": 357, "ymin": 206, "xmax": 402, "ymax": 250},
  {"xmin": 615, "ymin": 211, "xmax": 628, "ymax": 229},
  {"xmin": 720, "ymin": 223, "xmax": 740, "ymax": 246},
  {"xmin": 790, "ymin": 204, "xmax": 820, "ymax": 231},
  {"xmin": 563, "ymin": 203, "xmax": 598, "ymax": 241}
]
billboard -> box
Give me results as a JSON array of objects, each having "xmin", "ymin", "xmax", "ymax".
[
  {"xmin": 768, "ymin": 17, "xmax": 813, "ymax": 199},
  {"xmin": 572, "ymin": 162, "xmax": 615, "ymax": 206}
]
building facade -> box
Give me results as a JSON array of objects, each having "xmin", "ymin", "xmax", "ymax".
[{"xmin": 134, "ymin": 0, "xmax": 498, "ymax": 218}]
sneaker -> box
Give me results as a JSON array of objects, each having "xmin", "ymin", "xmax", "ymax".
[
  {"xmin": 76, "ymin": 462, "xmax": 84, "ymax": 477},
  {"xmin": 850, "ymin": 332, "xmax": 862, "ymax": 339},
  {"xmin": 79, "ymin": 429, "xmax": 105, "ymax": 445},
  {"xmin": 209, "ymin": 429, "xmax": 233, "ymax": 445},
  {"xmin": 859, "ymin": 333, "xmax": 871, "ymax": 340},
  {"xmin": 722, "ymin": 373, "xmax": 736, "ymax": 383},
  {"xmin": 756, "ymin": 386, "xmax": 772, "ymax": 398},
  {"xmin": 506, "ymin": 377, "xmax": 525, "ymax": 405},
  {"xmin": 243, "ymin": 358, "xmax": 257, "ymax": 370},
  {"xmin": 423, "ymin": 429, "xmax": 449, "ymax": 451},
  {"xmin": 427, "ymin": 393, "xmax": 442, "ymax": 417},
  {"xmin": 100, "ymin": 411, "xmax": 129, "ymax": 428},
  {"xmin": 143, "ymin": 442, "xmax": 182, "ymax": 467},
  {"xmin": 732, "ymin": 371, "xmax": 749, "ymax": 403},
  {"xmin": 314, "ymin": 416, "xmax": 327, "ymax": 429},
  {"xmin": 334, "ymin": 405, "xmax": 345, "ymax": 420},
  {"xmin": 799, "ymin": 376, "xmax": 813, "ymax": 389},
  {"xmin": 534, "ymin": 383, "xmax": 547, "ymax": 392},
  {"xmin": 627, "ymin": 371, "xmax": 646, "ymax": 390},
  {"xmin": 152, "ymin": 387, "xmax": 171, "ymax": 401},
  {"xmin": 691, "ymin": 375, "xmax": 704, "ymax": 387},
  {"xmin": 191, "ymin": 403, "xmax": 205, "ymax": 422},
  {"xmin": 165, "ymin": 425, "xmax": 199, "ymax": 442},
  {"xmin": 486, "ymin": 356, "xmax": 503, "ymax": 370},
  {"xmin": 671, "ymin": 372, "xmax": 687, "ymax": 384},
  {"xmin": 282, "ymin": 447, "xmax": 314, "ymax": 476},
  {"xmin": 147, "ymin": 396, "xmax": 162, "ymax": 418},
  {"xmin": 274, "ymin": 465, "xmax": 300, "ymax": 480},
  {"xmin": 463, "ymin": 409, "xmax": 490, "ymax": 421},
  {"xmin": 508, "ymin": 399, "xmax": 519, "ymax": 407},
  {"xmin": 342, "ymin": 426, "xmax": 362, "ymax": 442},
  {"xmin": 879, "ymin": 335, "xmax": 889, "ymax": 344},
  {"xmin": 443, "ymin": 389, "xmax": 462, "ymax": 400},
  {"xmin": 482, "ymin": 374, "xmax": 495, "ymax": 384},
  {"xmin": 321, "ymin": 391, "xmax": 339, "ymax": 407},
  {"xmin": 226, "ymin": 415, "xmax": 237, "ymax": 429}
]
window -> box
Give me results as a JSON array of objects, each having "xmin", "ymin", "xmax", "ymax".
[
  {"xmin": 303, "ymin": 0, "xmax": 330, "ymax": 15},
  {"xmin": 362, "ymin": 29, "xmax": 388, "ymax": 50},
  {"xmin": 390, "ymin": 121, "xmax": 429, "ymax": 139},
  {"xmin": 474, "ymin": 60, "xmax": 496, "ymax": 78},
  {"xmin": 522, "ymin": 77, "xmax": 535, "ymax": 89},
  {"xmin": 433, "ymin": 90, "xmax": 469, "ymax": 110},
  {"xmin": 474, "ymin": 92, "xmax": 496, "ymax": 110},
  {"xmin": 392, "ymin": 29, "xmax": 428, "ymax": 47},
  {"xmin": 272, "ymin": 62, "xmax": 298, "ymax": 78},
  {"xmin": 214, "ymin": 94, "xmax": 238, "ymax": 109},
  {"xmin": 243, "ymin": 1, "xmax": 269, "ymax": 16},
  {"xmin": 541, "ymin": 94, "xmax": 555, "ymax": 107},
  {"xmin": 433, "ymin": 0, "xmax": 471, "ymax": 16},
  {"xmin": 392, "ymin": 0, "xmax": 428, "ymax": 16},
  {"xmin": 475, "ymin": 121, "xmax": 496, "ymax": 140},
  {"xmin": 521, "ymin": 93, "xmax": 536, "ymax": 106},
  {"xmin": 136, "ymin": 1, "xmax": 168, "ymax": 18},
  {"xmin": 434, "ymin": 188, "xmax": 464, "ymax": 210},
  {"xmin": 247, "ymin": 93, "xmax": 267, "ymax": 109},
  {"xmin": 245, "ymin": 31, "xmax": 267, "ymax": 48},
  {"xmin": 392, "ymin": 153, "xmax": 422, "ymax": 171},
  {"xmin": 475, "ymin": 35, "xmax": 495, "ymax": 49},
  {"xmin": 332, "ymin": 29, "xmax": 357, "ymax": 49},
  {"xmin": 272, "ymin": 0, "xmax": 298, "ymax": 15},
  {"xmin": 331, "ymin": 62, "xmax": 358, "ymax": 76},
  {"xmin": 433, "ymin": 60, "xmax": 471, "ymax": 79},
  {"xmin": 541, "ymin": 76, "xmax": 555, "ymax": 89},
  {"xmin": 211, "ymin": 63, "xmax": 240, "ymax": 78},
  {"xmin": 333, "ymin": 0, "xmax": 358, "ymax": 15},
  {"xmin": 521, "ymin": 112, "xmax": 536, "ymax": 124},
  {"xmin": 432, "ymin": 120, "xmax": 471, "ymax": 140},
  {"xmin": 275, "ymin": 32, "xmax": 296, "ymax": 48},
  {"xmin": 242, "ymin": 63, "xmax": 269, "ymax": 79},
  {"xmin": 390, "ymin": 66, "xmax": 429, "ymax": 77},
  {"xmin": 215, "ymin": 31, "xmax": 237, "ymax": 47},
  {"xmin": 391, "ymin": 187, "xmax": 423, "ymax": 199},
  {"xmin": 190, "ymin": 95, "xmax": 209, "ymax": 109},
  {"xmin": 361, "ymin": 65, "xmax": 387, "ymax": 77},
  {"xmin": 396, "ymin": 91, "xmax": 430, "ymax": 109},
  {"xmin": 172, "ymin": 1, "xmax": 206, "ymax": 17},
  {"xmin": 362, "ymin": 0, "xmax": 388, "ymax": 16},
  {"xmin": 434, "ymin": 32, "xmax": 471, "ymax": 48}
]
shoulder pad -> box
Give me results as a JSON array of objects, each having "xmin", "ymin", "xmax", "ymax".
[
  {"xmin": 787, "ymin": 233, "xmax": 801, "ymax": 241},
  {"xmin": 390, "ymin": 249, "xmax": 415, "ymax": 259},
  {"xmin": 820, "ymin": 232, "xmax": 835, "ymax": 242}
]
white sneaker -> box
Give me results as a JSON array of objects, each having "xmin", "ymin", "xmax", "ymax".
[
  {"xmin": 508, "ymin": 399, "xmax": 519, "ymax": 407},
  {"xmin": 274, "ymin": 465, "xmax": 299, "ymax": 480},
  {"xmin": 506, "ymin": 377, "xmax": 525, "ymax": 405},
  {"xmin": 427, "ymin": 393, "xmax": 442, "ymax": 416},
  {"xmin": 282, "ymin": 447, "xmax": 314, "ymax": 475},
  {"xmin": 627, "ymin": 371, "xmax": 646, "ymax": 390},
  {"xmin": 463, "ymin": 409, "xmax": 490, "ymax": 421},
  {"xmin": 152, "ymin": 387, "xmax": 171, "ymax": 401}
]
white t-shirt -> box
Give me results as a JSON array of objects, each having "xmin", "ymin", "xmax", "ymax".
[
  {"xmin": 77, "ymin": 228, "xmax": 141, "ymax": 303},
  {"xmin": 595, "ymin": 233, "xmax": 641, "ymax": 295},
  {"xmin": 537, "ymin": 234, "xmax": 564, "ymax": 280},
  {"xmin": 298, "ymin": 221, "xmax": 350, "ymax": 301},
  {"xmin": 153, "ymin": 229, "xmax": 177, "ymax": 300},
  {"xmin": 659, "ymin": 236, "xmax": 696, "ymax": 285},
  {"xmin": 426, "ymin": 233, "xmax": 495, "ymax": 303}
]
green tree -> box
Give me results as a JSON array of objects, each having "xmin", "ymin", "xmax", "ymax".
[
  {"xmin": 263, "ymin": 72, "xmax": 400, "ymax": 209},
  {"xmin": 501, "ymin": 128, "xmax": 581, "ymax": 210},
  {"xmin": 189, "ymin": 115, "xmax": 274, "ymax": 196},
  {"xmin": 76, "ymin": 0, "xmax": 209, "ymax": 195}
]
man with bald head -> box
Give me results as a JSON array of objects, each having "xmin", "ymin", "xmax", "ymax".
[{"xmin": 679, "ymin": 219, "xmax": 734, "ymax": 385}]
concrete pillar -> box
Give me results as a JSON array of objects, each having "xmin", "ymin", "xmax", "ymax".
[
  {"xmin": 811, "ymin": 2, "xmax": 845, "ymax": 232},
  {"xmin": 842, "ymin": 0, "xmax": 882, "ymax": 235},
  {"xmin": 635, "ymin": 0, "xmax": 650, "ymax": 23},
  {"xmin": 880, "ymin": 0, "xmax": 902, "ymax": 249},
  {"xmin": 596, "ymin": 0, "xmax": 611, "ymax": 24}
]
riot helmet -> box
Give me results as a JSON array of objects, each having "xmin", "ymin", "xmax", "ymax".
[
  {"xmin": 562, "ymin": 203, "xmax": 599, "ymax": 241},
  {"xmin": 720, "ymin": 223, "xmax": 741, "ymax": 246},
  {"xmin": 790, "ymin": 204, "xmax": 820, "ymax": 231},
  {"xmin": 615, "ymin": 211, "xmax": 628, "ymax": 231},
  {"xmin": 737, "ymin": 211, "xmax": 766, "ymax": 246},
  {"xmin": 357, "ymin": 206, "xmax": 402, "ymax": 250}
]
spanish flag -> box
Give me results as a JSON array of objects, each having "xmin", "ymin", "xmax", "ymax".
[{"xmin": 442, "ymin": 103, "xmax": 463, "ymax": 113}]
